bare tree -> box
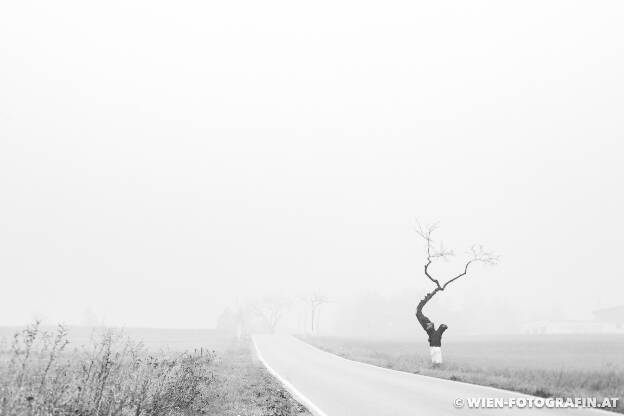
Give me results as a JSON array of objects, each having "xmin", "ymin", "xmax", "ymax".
[
  {"xmin": 415, "ymin": 222, "xmax": 498, "ymax": 365},
  {"xmin": 250, "ymin": 295, "xmax": 291, "ymax": 333},
  {"xmin": 300, "ymin": 292, "xmax": 330, "ymax": 336},
  {"xmin": 217, "ymin": 305, "xmax": 253, "ymax": 340}
]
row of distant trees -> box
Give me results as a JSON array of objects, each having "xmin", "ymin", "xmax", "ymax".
[{"xmin": 216, "ymin": 293, "xmax": 330, "ymax": 339}]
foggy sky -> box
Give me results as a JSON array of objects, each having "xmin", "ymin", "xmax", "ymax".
[{"xmin": 1, "ymin": 0, "xmax": 623, "ymax": 331}]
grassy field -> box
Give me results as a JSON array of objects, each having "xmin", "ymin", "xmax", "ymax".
[
  {"xmin": 0, "ymin": 323, "xmax": 310, "ymax": 416},
  {"xmin": 303, "ymin": 334, "xmax": 624, "ymax": 414}
]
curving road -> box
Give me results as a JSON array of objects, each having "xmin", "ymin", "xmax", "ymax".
[{"xmin": 253, "ymin": 335, "xmax": 613, "ymax": 416}]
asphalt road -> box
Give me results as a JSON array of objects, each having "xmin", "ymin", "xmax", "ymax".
[{"xmin": 253, "ymin": 335, "xmax": 613, "ymax": 416}]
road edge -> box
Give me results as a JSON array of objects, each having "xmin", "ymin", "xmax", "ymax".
[{"xmin": 252, "ymin": 335, "xmax": 329, "ymax": 416}]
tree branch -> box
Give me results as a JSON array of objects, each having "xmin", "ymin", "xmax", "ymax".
[
  {"xmin": 417, "ymin": 221, "xmax": 498, "ymax": 292},
  {"xmin": 416, "ymin": 221, "xmax": 454, "ymax": 290},
  {"xmin": 441, "ymin": 245, "xmax": 498, "ymax": 290},
  {"xmin": 424, "ymin": 259, "xmax": 441, "ymax": 289},
  {"xmin": 441, "ymin": 260, "xmax": 472, "ymax": 290}
]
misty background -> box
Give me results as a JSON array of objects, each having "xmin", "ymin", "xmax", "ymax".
[{"xmin": 1, "ymin": 0, "xmax": 623, "ymax": 337}]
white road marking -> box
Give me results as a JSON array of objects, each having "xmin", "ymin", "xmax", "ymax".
[{"xmin": 253, "ymin": 336, "xmax": 329, "ymax": 416}]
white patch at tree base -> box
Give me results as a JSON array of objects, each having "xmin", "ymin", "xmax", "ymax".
[{"xmin": 430, "ymin": 346, "xmax": 442, "ymax": 364}]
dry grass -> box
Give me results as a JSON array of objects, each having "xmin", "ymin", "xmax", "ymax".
[
  {"xmin": 0, "ymin": 323, "xmax": 309, "ymax": 416},
  {"xmin": 204, "ymin": 341, "xmax": 310, "ymax": 416},
  {"xmin": 304, "ymin": 335, "xmax": 624, "ymax": 414},
  {"xmin": 0, "ymin": 322, "xmax": 215, "ymax": 416}
]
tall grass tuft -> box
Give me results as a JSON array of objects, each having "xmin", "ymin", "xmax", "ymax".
[{"xmin": 0, "ymin": 322, "xmax": 215, "ymax": 416}]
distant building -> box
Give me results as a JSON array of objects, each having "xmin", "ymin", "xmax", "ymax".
[
  {"xmin": 522, "ymin": 306, "xmax": 624, "ymax": 334},
  {"xmin": 593, "ymin": 305, "xmax": 624, "ymax": 330},
  {"xmin": 522, "ymin": 320, "xmax": 607, "ymax": 334}
]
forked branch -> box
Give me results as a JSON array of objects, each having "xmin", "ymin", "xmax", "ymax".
[
  {"xmin": 416, "ymin": 222, "xmax": 454, "ymax": 290},
  {"xmin": 416, "ymin": 222, "xmax": 498, "ymax": 292}
]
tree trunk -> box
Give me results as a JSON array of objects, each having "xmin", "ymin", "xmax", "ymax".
[{"xmin": 416, "ymin": 289, "xmax": 448, "ymax": 365}]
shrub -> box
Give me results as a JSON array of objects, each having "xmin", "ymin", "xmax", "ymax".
[{"xmin": 0, "ymin": 322, "xmax": 215, "ymax": 416}]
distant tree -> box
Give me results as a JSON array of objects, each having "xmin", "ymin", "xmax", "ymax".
[
  {"xmin": 250, "ymin": 295, "xmax": 291, "ymax": 333},
  {"xmin": 233, "ymin": 306, "xmax": 252, "ymax": 339},
  {"xmin": 216, "ymin": 307, "xmax": 237, "ymax": 334},
  {"xmin": 415, "ymin": 222, "xmax": 498, "ymax": 365},
  {"xmin": 300, "ymin": 292, "xmax": 330, "ymax": 336},
  {"xmin": 216, "ymin": 306, "xmax": 250, "ymax": 339}
]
